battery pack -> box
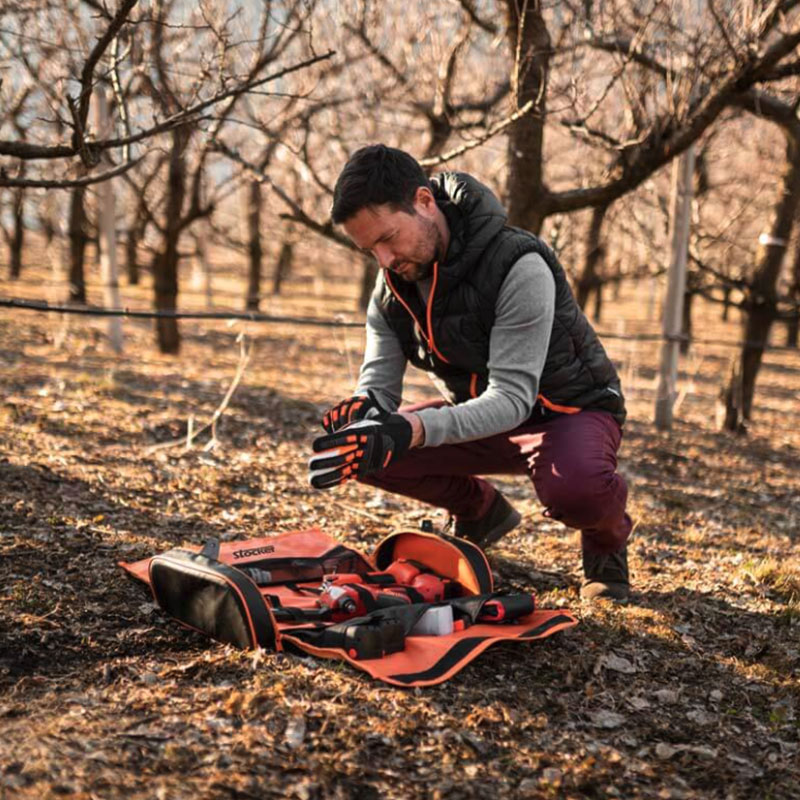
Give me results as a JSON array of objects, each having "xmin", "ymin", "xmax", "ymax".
[{"xmin": 410, "ymin": 605, "xmax": 454, "ymax": 636}]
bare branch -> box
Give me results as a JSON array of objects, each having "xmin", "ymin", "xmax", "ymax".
[
  {"xmin": 419, "ymin": 99, "xmax": 534, "ymax": 167},
  {"xmin": 102, "ymin": 50, "xmax": 336, "ymax": 150},
  {"xmin": 584, "ymin": 36, "xmax": 672, "ymax": 79},
  {"xmin": 0, "ymin": 141, "xmax": 74, "ymax": 159},
  {"xmin": 755, "ymin": 0, "xmax": 795, "ymax": 38},
  {"xmin": 0, "ymin": 48, "xmax": 335, "ymax": 162},
  {"xmin": 72, "ymin": 0, "xmax": 139, "ymax": 155},
  {"xmin": 211, "ymin": 139, "xmax": 354, "ymax": 250},
  {"xmin": 0, "ymin": 155, "xmax": 144, "ymax": 188},
  {"xmin": 436, "ymin": 19, "xmax": 472, "ymax": 114},
  {"xmin": 763, "ymin": 59, "xmax": 800, "ymax": 80},
  {"xmin": 559, "ymin": 119, "xmax": 622, "ymax": 151},
  {"xmin": 689, "ymin": 247, "xmax": 749, "ymax": 289},
  {"xmin": 453, "ymin": 80, "xmax": 510, "ymax": 113},
  {"xmin": 109, "ymin": 33, "xmax": 131, "ymax": 162},
  {"xmin": 452, "ymin": 0, "xmax": 498, "ymax": 35},
  {"xmin": 546, "ymin": 21, "xmax": 800, "ymax": 214},
  {"xmin": 731, "ymin": 88, "xmax": 800, "ymax": 131},
  {"xmin": 343, "ymin": 22, "xmax": 409, "ymax": 87},
  {"xmin": 708, "ymin": 0, "xmax": 742, "ymax": 64}
]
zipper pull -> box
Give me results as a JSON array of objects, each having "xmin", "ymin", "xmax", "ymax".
[{"xmin": 415, "ymin": 324, "xmax": 432, "ymax": 355}]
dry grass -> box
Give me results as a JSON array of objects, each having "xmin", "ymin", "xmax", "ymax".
[
  {"xmin": 741, "ymin": 558, "xmax": 800, "ymax": 604},
  {"xmin": 1, "ymin": 246, "xmax": 799, "ymax": 799}
]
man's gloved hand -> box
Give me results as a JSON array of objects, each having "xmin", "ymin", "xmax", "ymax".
[
  {"xmin": 309, "ymin": 415, "xmax": 412, "ymax": 490},
  {"xmin": 321, "ymin": 389, "xmax": 386, "ymax": 433}
]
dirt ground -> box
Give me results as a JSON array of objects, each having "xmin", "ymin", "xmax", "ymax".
[{"xmin": 1, "ymin": 250, "xmax": 799, "ymax": 799}]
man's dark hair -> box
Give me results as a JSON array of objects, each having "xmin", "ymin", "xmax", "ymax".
[{"xmin": 331, "ymin": 144, "xmax": 431, "ymax": 224}]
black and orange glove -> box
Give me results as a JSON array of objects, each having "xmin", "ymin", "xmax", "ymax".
[
  {"xmin": 321, "ymin": 390, "xmax": 385, "ymax": 433},
  {"xmin": 308, "ymin": 416, "xmax": 412, "ymax": 490}
]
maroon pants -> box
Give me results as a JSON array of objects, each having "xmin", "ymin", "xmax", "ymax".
[{"xmin": 359, "ymin": 401, "xmax": 632, "ymax": 555}]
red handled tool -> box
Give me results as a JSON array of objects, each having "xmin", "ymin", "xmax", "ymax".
[
  {"xmin": 477, "ymin": 594, "xmax": 536, "ymax": 623},
  {"xmin": 322, "ymin": 559, "xmax": 456, "ymax": 602},
  {"xmin": 317, "ymin": 559, "xmax": 458, "ymax": 621}
]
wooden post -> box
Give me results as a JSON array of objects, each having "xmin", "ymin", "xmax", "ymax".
[
  {"xmin": 654, "ymin": 145, "xmax": 695, "ymax": 430},
  {"xmin": 95, "ymin": 87, "xmax": 123, "ymax": 353}
]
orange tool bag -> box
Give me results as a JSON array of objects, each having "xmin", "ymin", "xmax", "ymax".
[{"xmin": 120, "ymin": 529, "xmax": 577, "ymax": 687}]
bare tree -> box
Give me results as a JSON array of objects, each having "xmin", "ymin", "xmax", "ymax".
[
  {"xmin": 540, "ymin": 1, "xmax": 800, "ymax": 216},
  {"xmin": 136, "ymin": 0, "xmax": 329, "ymax": 351},
  {"xmin": 244, "ymin": 179, "xmax": 263, "ymax": 310},
  {"xmin": 503, "ymin": 0, "xmax": 551, "ymax": 234},
  {"xmin": 719, "ymin": 91, "xmax": 800, "ymax": 431},
  {"xmin": 121, "ymin": 157, "xmax": 165, "ymax": 285},
  {"xmin": 576, "ymin": 203, "xmax": 611, "ymax": 310},
  {"xmin": 214, "ymin": 0, "xmax": 526, "ymax": 313},
  {"xmin": 66, "ymin": 182, "xmax": 90, "ymax": 302},
  {"xmin": 0, "ymin": 67, "xmax": 36, "ymax": 278},
  {"xmin": 0, "ymin": 0, "xmax": 141, "ymax": 185},
  {"xmin": 1, "ymin": 173, "xmax": 26, "ymax": 279}
]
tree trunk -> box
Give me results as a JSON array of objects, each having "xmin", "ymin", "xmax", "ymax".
[
  {"xmin": 721, "ymin": 285, "xmax": 731, "ymax": 321},
  {"xmin": 787, "ymin": 312, "xmax": 799, "ymax": 348},
  {"xmin": 153, "ymin": 129, "xmax": 188, "ymax": 354},
  {"xmin": 125, "ymin": 190, "xmax": 150, "ymax": 285},
  {"xmin": 592, "ymin": 282, "xmax": 603, "ymax": 322},
  {"xmin": 359, "ymin": 254, "xmax": 379, "ymax": 311},
  {"xmin": 504, "ymin": 0, "xmax": 550, "ymax": 235},
  {"xmin": 9, "ymin": 184, "xmax": 24, "ymax": 279},
  {"xmin": 246, "ymin": 180, "xmax": 262, "ymax": 311},
  {"xmin": 424, "ymin": 115, "xmax": 453, "ymax": 163},
  {"xmin": 786, "ymin": 237, "xmax": 800, "ymax": 347},
  {"xmin": 154, "ymin": 248, "xmax": 180, "ymax": 353},
  {"xmin": 273, "ymin": 239, "xmax": 294, "ymax": 295},
  {"xmin": 681, "ymin": 289, "xmax": 694, "ymax": 355},
  {"xmin": 718, "ymin": 357, "xmax": 745, "ymax": 434},
  {"xmin": 722, "ymin": 131, "xmax": 800, "ymax": 430},
  {"xmin": 125, "ymin": 227, "xmax": 140, "ymax": 285},
  {"xmin": 738, "ymin": 301, "xmax": 777, "ymax": 423},
  {"xmin": 68, "ymin": 184, "xmax": 89, "ymax": 303},
  {"xmin": 577, "ymin": 203, "xmax": 609, "ymax": 309}
]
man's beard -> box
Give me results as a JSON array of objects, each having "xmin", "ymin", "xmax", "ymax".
[
  {"xmin": 393, "ymin": 218, "xmax": 444, "ymax": 283},
  {"xmin": 396, "ymin": 260, "xmax": 434, "ymax": 283}
]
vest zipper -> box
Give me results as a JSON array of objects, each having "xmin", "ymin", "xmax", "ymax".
[{"xmin": 385, "ymin": 263, "xmax": 450, "ymax": 363}]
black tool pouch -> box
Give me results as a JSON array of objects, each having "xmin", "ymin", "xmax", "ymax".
[
  {"xmin": 149, "ymin": 548, "xmax": 277, "ymax": 650},
  {"xmin": 340, "ymin": 618, "xmax": 407, "ymax": 660}
]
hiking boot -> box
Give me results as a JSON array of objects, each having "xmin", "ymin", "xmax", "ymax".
[
  {"xmin": 581, "ymin": 546, "xmax": 630, "ymax": 602},
  {"xmin": 454, "ymin": 492, "xmax": 522, "ymax": 549}
]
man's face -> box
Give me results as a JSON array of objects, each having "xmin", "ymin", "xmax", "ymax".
[{"xmin": 343, "ymin": 189, "xmax": 444, "ymax": 283}]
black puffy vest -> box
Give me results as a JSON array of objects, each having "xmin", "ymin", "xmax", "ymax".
[{"xmin": 372, "ymin": 172, "xmax": 626, "ymax": 425}]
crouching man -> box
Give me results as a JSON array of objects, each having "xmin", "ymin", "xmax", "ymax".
[{"xmin": 309, "ymin": 145, "xmax": 632, "ymax": 601}]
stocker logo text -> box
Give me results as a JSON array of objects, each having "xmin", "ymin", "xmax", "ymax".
[{"xmin": 232, "ymin": 545, "xmax": 276, "ymax": 559}]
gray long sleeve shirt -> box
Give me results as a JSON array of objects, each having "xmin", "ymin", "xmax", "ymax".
[{"xmin": 355, "ymin": 252, "xmax": 555, "ymax": 447}]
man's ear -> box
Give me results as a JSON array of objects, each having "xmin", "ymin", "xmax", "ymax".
[{"xmin": 413, "ymin": 185, "xmax": 437, "ymax": 216}]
